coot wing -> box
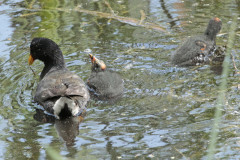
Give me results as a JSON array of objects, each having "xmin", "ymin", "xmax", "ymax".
[
  {"xmin": 34, "ymin": 70, "xmax": 89, "ymax": 103},
  {"xmin": 172, "ymin": 36, "xmax": 214, "ymax": 66}
]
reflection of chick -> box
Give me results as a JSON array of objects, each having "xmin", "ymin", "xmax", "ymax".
[{"xmin": 34, "ymin": 109, "xmax": 84, "ymax": 146}]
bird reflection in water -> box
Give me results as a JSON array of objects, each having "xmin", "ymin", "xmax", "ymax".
[{"xmin": 33, "ymin": 109, "xmax": 85, "ymax": 146}]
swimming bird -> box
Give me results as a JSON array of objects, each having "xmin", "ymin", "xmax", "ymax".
[
  {"xmin": 87, "ymin": 54, "xmax": 124, "ymax": 99},
  {"xmin": 171, "ymin": 17, "xmax": 223, "ymax": 66},
  {"xmin": 28, "ymin": 37, "xmax": 89, "ymax": 119}
]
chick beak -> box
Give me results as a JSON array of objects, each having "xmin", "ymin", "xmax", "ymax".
[
  {"xmin": 89, "ymin": 53, "xmax": 95, "ymax": 64},
  {"xmin": 28, "ymin": 54, "xmax": 34, "ymax": 65}
]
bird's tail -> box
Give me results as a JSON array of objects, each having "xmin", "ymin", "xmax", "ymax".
[{"xmin": 53, "ymin": 97, "xmax": 85, "ymax": 119}]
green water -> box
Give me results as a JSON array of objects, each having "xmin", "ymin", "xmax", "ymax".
[{"xmin": 0, "ymin": 0, "xmax": 239, "ymax": 159}]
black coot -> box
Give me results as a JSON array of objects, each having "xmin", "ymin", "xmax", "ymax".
[
  {"xmin": 171, "ymin": 17, "xmax": 223, "ymax": 66},
  {"xmin": 87, "ymin": 54, "xmax": 124, "ymax": 99},
  {"xmin": 29, "ymin": 38, "xmax": 89, "ymax": 119}
]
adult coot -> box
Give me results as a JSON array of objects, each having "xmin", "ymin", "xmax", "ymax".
[
  {"xmin": 171, "ymin": 17, "xmax": 223, "ymax": 66},
  {"xmin": 29, "ymin": 38, "xmax": 89, "ymax": 119},
  {"xmin": 87, "ymin": 54, "xmax": 124, "ymax": 99}
]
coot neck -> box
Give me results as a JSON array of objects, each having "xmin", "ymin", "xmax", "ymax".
[
  {"xmin": 204, "ymin": 24, "xmax": 218, "ymax": 41},
  {"xmin": 91, "ymin": 67, "xmax": 105, "ymax": 73},
  {"xmin": 204, "ymin": 30, "xmax": 216, "ymax": 41},
  {"xmin": 40, "ymin": 53, "xmax": 66, "ymax": 79}
]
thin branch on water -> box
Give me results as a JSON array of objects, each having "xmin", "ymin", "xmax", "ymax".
[
  {"xmin": 20, "ymin": 12, "xmax": 37, "ymax": 17},
  {"xmin": 21, "ymin": 6, "xmax": 167, "ymax": 33},
  {"xmin": 104, "ymin": 0, "xmax": 115, "ymax": 15},
  {"xmin": 231, "ymin": 53, "xmax": 239, "ymax": 74},
  {"xmin": 29, "ymin": 66, "xmax": 36, "ymax": 76},
  {"xmin": 139, "ymin": 10, "xmax": 146, "ymax": 25},
  {"xmin": 73, "ymin": 6, "xmax": 167, "ymax": 32},
  {"xmin": 174, "ymin": 147, "xmax": 190, "ymax": 160}
]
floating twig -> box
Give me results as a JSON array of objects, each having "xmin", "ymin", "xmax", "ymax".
[
  {"xmin": 73, "ymin": 7, "xmax": 167, "ymax": 32},
  {"xmin": 231, "ymin": 53, "xmax": 240, "ymax": 74},
  {"xmin": 28, "ymin": 7, "xmax": 167, "ymax": 33},
  {"xmin": 173, "ymin": 147, "xmax": 190, "ymax": 160},
  {"xmin": 29, "ymin": 66, "xmax": 36, "ymax": 76},
  {"xmin": 104, "ymin": 0, "xmax": 115, "ymax": 15},
  {"xmin": 20, "ymin": 12, "xmax": 37, "ymax": 17},
  {"xmin": 139, "ymin": 10, "xmax": 146, "ymax": 25}
]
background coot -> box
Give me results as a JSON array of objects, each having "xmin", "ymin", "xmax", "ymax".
[{"xmin": 171, "ymin": 17, "xmax": 223, "ymax": 66}]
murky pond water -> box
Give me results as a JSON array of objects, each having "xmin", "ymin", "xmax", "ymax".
[{"xmin": 0, "ymin": 0, "xmax": 240, "ymax": 159}]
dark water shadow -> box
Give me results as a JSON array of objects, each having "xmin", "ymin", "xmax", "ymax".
[
  {"xmin": 210, "ymin": 65, "xmax": 223, "ymax": 75},
  {"xmin": 160, "ymin": 0, "xmax": 177, "ymax": 28},
  {"xmin": 33, "ymin": 109, "xmax": 84, "ymax": 146}
]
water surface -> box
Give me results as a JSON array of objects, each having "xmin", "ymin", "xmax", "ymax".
[{"xmin": 0, "ymin": 0, "xmax": 240, "ymax": 159}]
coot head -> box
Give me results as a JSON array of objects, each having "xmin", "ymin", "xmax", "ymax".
[
  {"xmin": 29, "ymin": 37, "xmax": 65, "ymax": 67},
  {"xmin": 204, "ymin": 17, "xmax": 222, "ymax": 40}
]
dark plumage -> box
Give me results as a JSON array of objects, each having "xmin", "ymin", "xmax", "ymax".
[
  {"xmin": 29, "ymin": 38, "xmax": 89, "ymax": 119},
  {"xmin": 171, "ymin": 17, "xmax": 223, "ymax": 66},
  {"xmin": 87, "ymin": 54, "xmax": 124, "ymax": 99}
]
